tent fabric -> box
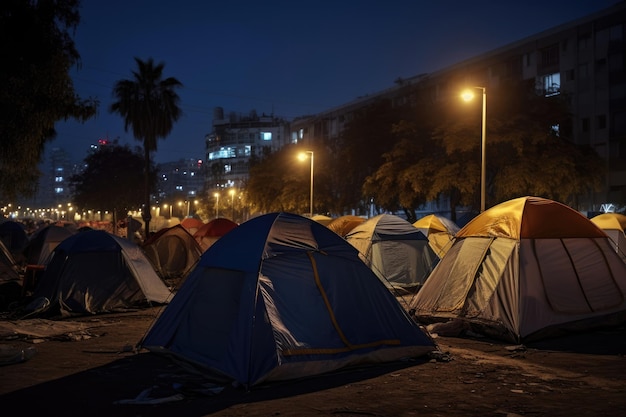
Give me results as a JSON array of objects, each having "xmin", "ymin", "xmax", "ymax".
[
  {"xmin": 0, "ymin": 220, "xmax": 28, "ymax": 261},
  {"xmin": 193, "ymin": 217, "xmax": 238, "ymax": 252},
  {"xmin": 23, "ymin": 230, "xmax": 172, "ymax": 317},
  {"xmin": 413, "ymin": 214, "xmax": 460, "ymax": 259},
  {"xmin": 409, "ymin": 196, "xmax": 626, "ymax": 343},
  {"xmin": 327, "ymin": 215, "xmax": 366, "ymax": 238},
  {"xmin": 590, "ymin": 213, "xmax": 626, "ymax": 259},
  {"xmin": 180, "ymin": 217, "xmax": 204, "ymax": 235},
  {"xmin": 23, "ymin": 225, "xmax": 75, "ymax": 266},
  {"xmin": 0, "ymin": 239, "xmax": 20, "ymax": 285},
  {"xmin": 345, "ymin": 214, "xmax": 438, "ymax": 293},
  {"xmin": 142, "ymin": 224, "xmax": 202, "ymax": 287},
  {"xmin": 141, "ymin": 212, "xmax": 435, "ymax": 388},
  {"xmin": 457, "ymin": 197, "xmax": 607, "ymax": 239},
  {"xmin": 311, "ymin": 214, "xmax": 333, "ymax": 226}
]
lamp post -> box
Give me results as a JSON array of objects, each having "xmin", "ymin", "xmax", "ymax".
[
  {"xmin": 214, "ymin": 192, "xmax": 220, "ymax": 218},
  {"xmin": 163, "ymin": 204, "xmax": 172, "ymax": 218},
  {"xmin": 461, "ymin": 86, "xmax": 487, "ymax": 213},
  {"xmin": 185, "ymin": 200, "xmax": 190, "ymax": 217},
  {"xmin": 229, "ymin": 188, "xmax": 236, "ymax": 220},
  {"xmin": 298, "ymin": 151, "xmax": 314, "ymax": 217}
]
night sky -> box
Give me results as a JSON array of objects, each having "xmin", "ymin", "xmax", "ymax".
[{"xmin": 53, "ymin": 0, "xmax": 621, "ymax": 164}]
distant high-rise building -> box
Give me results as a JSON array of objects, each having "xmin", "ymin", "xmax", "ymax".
[{"xmin": 155, "ymin": 158, "xmax": 205, "ymax": 211}]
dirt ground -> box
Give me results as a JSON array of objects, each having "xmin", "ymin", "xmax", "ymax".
[{"xmin": 0, "ymin": 306, "xmax": 625, "ymax": 417}]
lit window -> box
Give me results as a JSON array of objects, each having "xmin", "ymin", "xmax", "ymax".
[
  {"xmin": 55, "ymin": 176, "xmax": 63, "ymax": 182},
  {"xmin": 208, "ymin": 147, "xmax": 236, "ymax": 160},
  {"xmin": 541, "ymin": 73, "xmax": 560, "ymax": 96},
  {"xmin": 551, "ymin": 124, "xmax": 560, "ymax": 137},
  {"xmin": 54, "ymin": 187, "xmax": 63, "ymax": 194},
  {"xmin": 261, "ymin": 132, "xmax": 272, "ymax": 141}
]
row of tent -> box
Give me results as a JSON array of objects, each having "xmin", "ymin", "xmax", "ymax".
[
  {"xmin": 4, "ymin": 210, "xmax": 450, "ymax": 315},
  {"xmin": 140, "ymin": 197, "xmax": 626, "ymax": 387},
  {"xmin": 0, "ymin": 217, "xmax": 239, "ymax": 315},
  {"xmin": 1, "ymin": 196, "xmax": 625, "ymax": 389}
]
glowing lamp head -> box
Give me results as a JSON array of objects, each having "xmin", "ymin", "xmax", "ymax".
[{"xmin": 461, "ymin": 89, "xmax": 475, "ymax": 102}]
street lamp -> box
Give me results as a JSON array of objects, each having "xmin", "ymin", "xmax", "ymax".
[
  {"xmin": 461, "ymin": 86, "xmax": 487, "ymax": 213},
  {"xmin": 185, "ymin": 200, "xmax": 190, "ymax": 217},
  {"xmin": 214, "ymin": 192, "xmax": 220, "ymax": 218},
  {"xmin": 298, "ymin": 150, "xmax": 314, "ymax": 217},
  {"xmin": 229, "ymin": 188, "xmax": 236, "ymax": 220}
]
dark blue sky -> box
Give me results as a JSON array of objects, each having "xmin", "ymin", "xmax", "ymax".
[{"xmin": 54, "ymin": 0, "xmax": 621, "ymax": 164}]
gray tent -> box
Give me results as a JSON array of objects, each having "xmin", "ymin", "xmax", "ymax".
[
  {"xmin": 345, "ymin": 214, "xmax": 438, "ymax": 294},
  {"xmin": 142, "ymin": 224, "xmax": 202, "ymax": 288},
  {"xmin": 24, "ymin": 230, "xmax": 172, "ymax": 317}
]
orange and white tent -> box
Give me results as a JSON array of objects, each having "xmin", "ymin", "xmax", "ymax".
[{"xmin": 409, "ymin": 196, "xmax": 626, "ymax": 343}]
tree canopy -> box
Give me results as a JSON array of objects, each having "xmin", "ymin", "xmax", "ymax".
[
  {"xmin": 69, "ymin": 143, "xmax": 156, "ymax": 223},
  {"xmin": 363, "ymin": 79, "xmax": 604, "ymax": 219},
  {"xmin": 0, "ymin": 0, "xmax": 98, "ymax": 200}
]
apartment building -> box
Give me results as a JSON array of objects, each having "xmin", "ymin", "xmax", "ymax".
[
  {"xmin": 205, "ymin": 107, "xmax": 290, "ymax": 193},
  {"xmin": 290, "ymin": 2, "xmax": 626, "ymax": 214}
]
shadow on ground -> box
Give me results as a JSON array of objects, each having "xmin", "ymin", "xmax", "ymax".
[{"xmin": 0, "ymin": 351, "xmax": 429, "ymax": 417}]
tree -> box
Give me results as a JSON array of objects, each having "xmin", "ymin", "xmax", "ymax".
[
  {"xmin": 327, "ymin": 99, "xmax": 405, "ymax": 215},
  {"xmin": 427, "ymin": 79, "xmax": 604, "ymax": 215},
  {"xmin": 110, "ymin": 57, "xmax": 182, "ymax": 240},
  {"xmin": 246, "ymin": 145, "xmax": 308, "ymax": 214},
  {"xmin": 69, "ymin": 143, "xmax": 156, "ymax": 224},
  {"xmin": 0, "ymin": 0, "xmax": 97, "ymax": 200}
]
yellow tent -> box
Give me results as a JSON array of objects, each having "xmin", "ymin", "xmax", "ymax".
[
  {"xmin": 590, "ymin": 213, "xmax": 626, "ymax": 258},
  {"xmin": 327, "ymin": 215, "xmax": 366, "ymax": 238},
  {"xmin": 413, "ymin": 214, "xmax": 459, "ymax": 258}
]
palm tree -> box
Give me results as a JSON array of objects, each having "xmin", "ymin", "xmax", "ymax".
[{"xmin": 110, "ymin": 57, "xmax": 182, "ymax": 239}]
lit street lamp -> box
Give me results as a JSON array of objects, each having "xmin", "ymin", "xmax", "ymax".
[
  {"xmin": 229, "ymin": 188, "xmax": 236, "ymax": 220},
  {"xmin": 298, "ymin": 150, "xmax": 314, "ymax": 217},
  {"xmin": 461, "ymin": 86, "xmax": 487, "ymax": 213},
  {"xmin": 163, "ymin": 203, "xmax": 172, "ymax": 218},
  {"xmin": 214, "ymin": 192, "xmax": 220, "ymax": 218}
]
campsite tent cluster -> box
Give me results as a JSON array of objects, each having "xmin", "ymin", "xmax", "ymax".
[{"xmin": 1, "ymin": 196, "xmax": 626, "ymax": 387}]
